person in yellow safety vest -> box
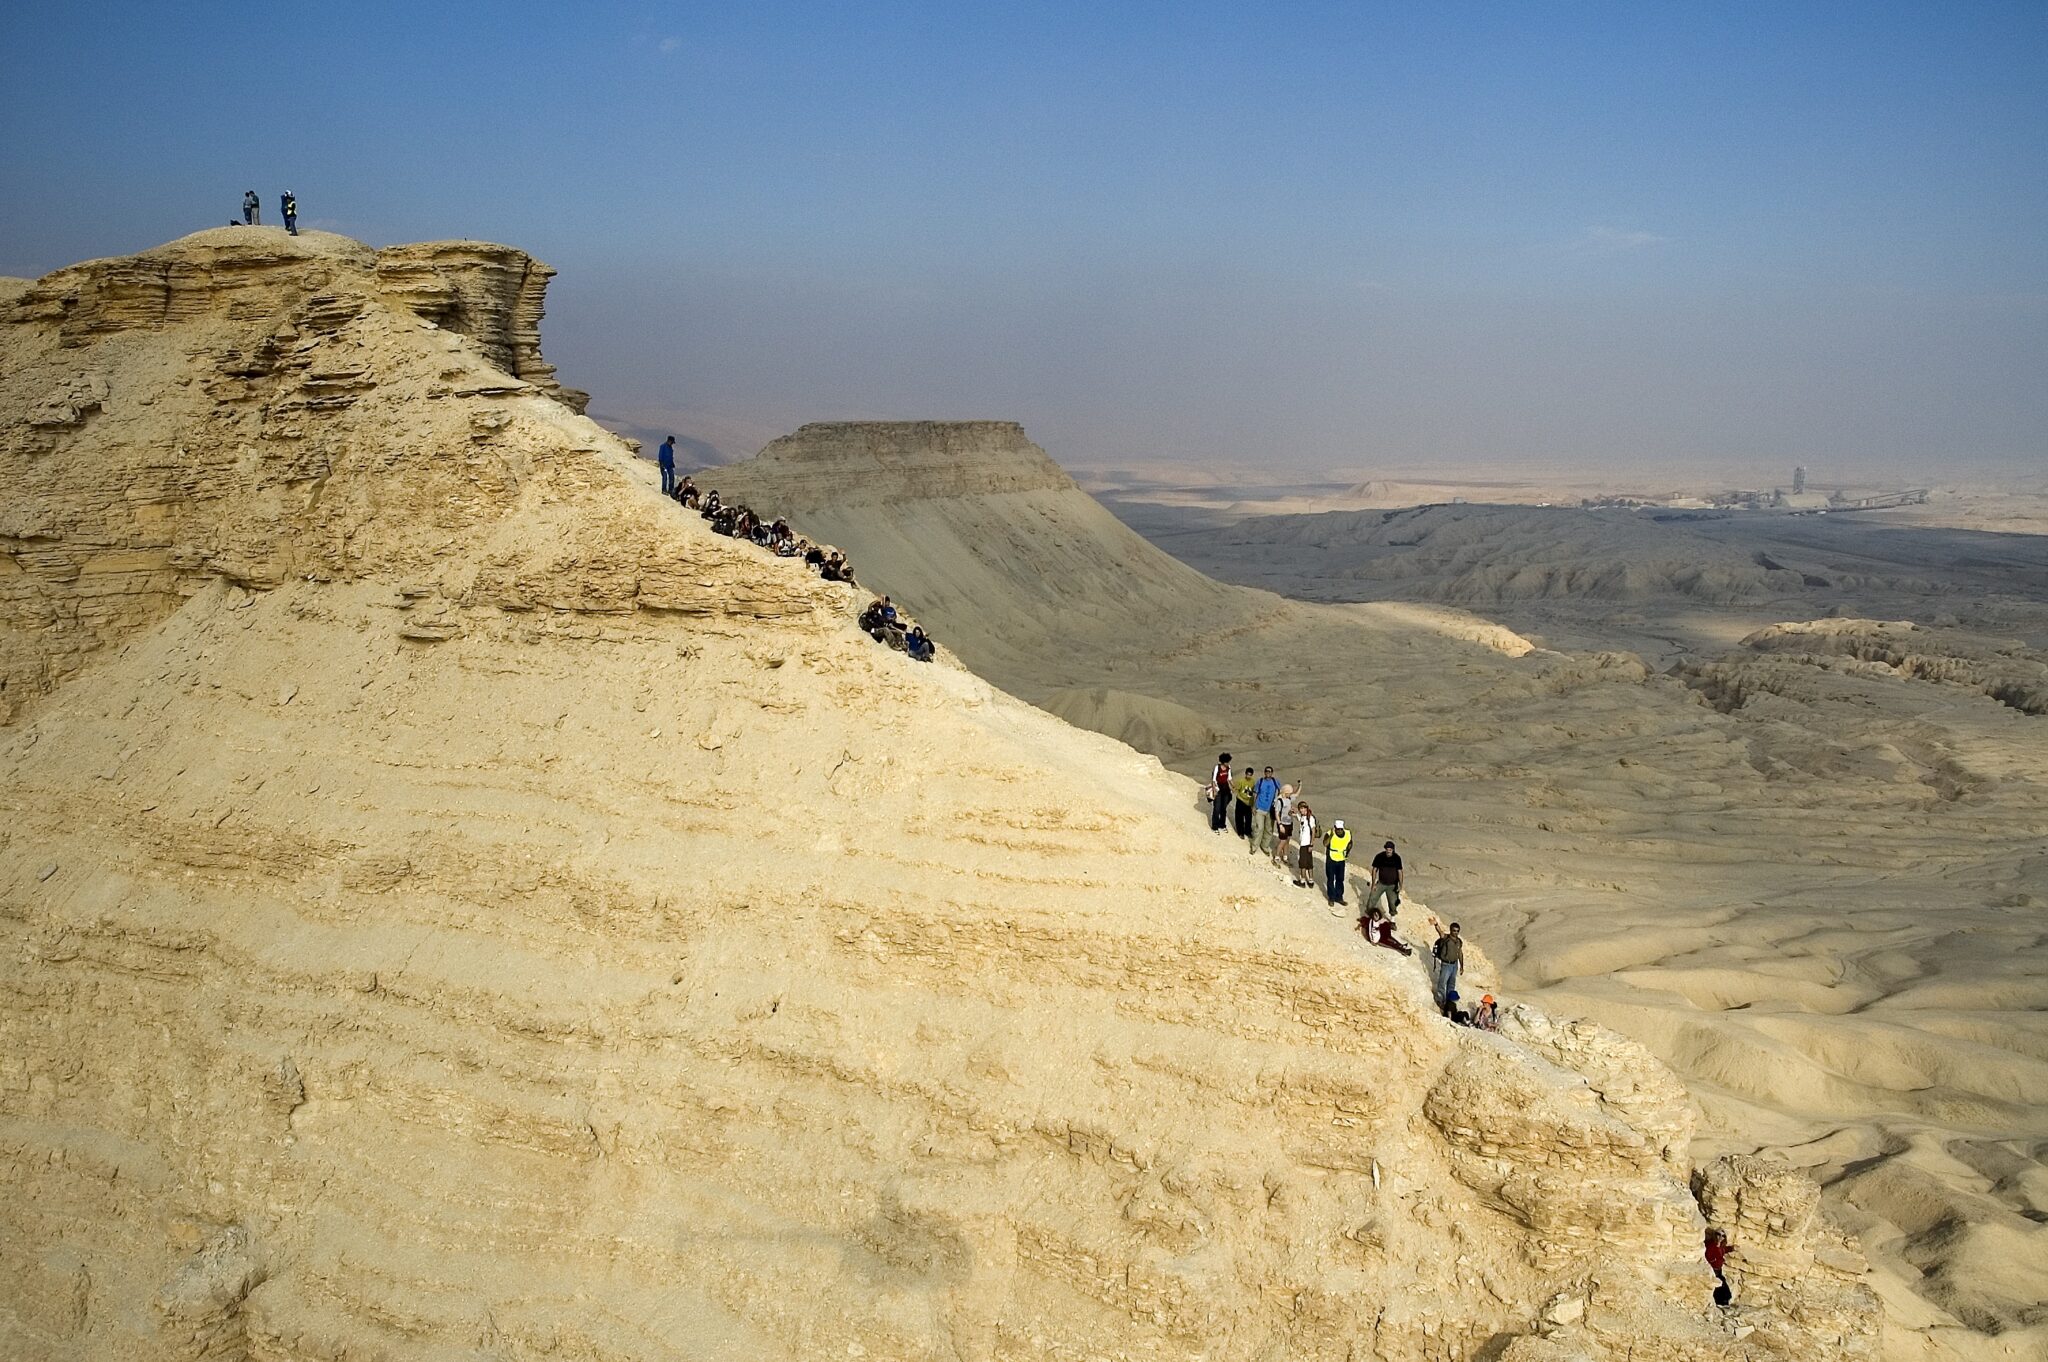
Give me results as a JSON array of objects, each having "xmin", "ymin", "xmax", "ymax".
[{"xmin": 1323, "ymin": 818, "xmax": 1353, "ymax": 909}]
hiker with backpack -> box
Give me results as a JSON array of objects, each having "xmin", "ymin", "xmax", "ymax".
[
  {"xmin": 1207, "ymin": 754, "xmax": 1232, "ymax": 832},
  {"xmin": 1431, "ymin": 920, "xmax": 1464, "ymax": 1006}
]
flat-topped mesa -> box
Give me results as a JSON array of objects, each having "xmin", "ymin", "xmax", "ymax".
[
  {"xmin": 751, "ymin": 420, "xmax": 1077, "ymax": 504},
  {"xmin": 6, "ymin": 228, "xmax": 587, "ymax": 412}
]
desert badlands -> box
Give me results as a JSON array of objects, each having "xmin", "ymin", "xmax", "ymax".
[{"xmin": 0, "ymin": 229, "xmax": 2041, "ymax": 1362}]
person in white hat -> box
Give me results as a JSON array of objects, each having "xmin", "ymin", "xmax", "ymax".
[{"xmin": 1322, "ymin": 817, "xmax": 1354, "ymax": 909}]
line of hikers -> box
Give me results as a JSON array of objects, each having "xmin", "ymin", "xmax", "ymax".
[
  {"xmin": 653, "ymin": 440, "xmax": 935, "ymax": 660},
  {"xmin": 1205, "ymin": 751, "xmax": 1496, "ymax": 1030}
]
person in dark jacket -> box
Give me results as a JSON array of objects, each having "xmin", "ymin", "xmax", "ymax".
[
  {"xmin": 280, "ymin": 190, "xmax": 298, "ymax": 235},
  {"xmin": 1432, "ymin": 921, "xmax": 1464, "ymax": 1005},
  {"xmin": 657, "ymin": 436, "xmax": 676, "ymax": 495},
  {"xmin": 242, "ymin": 190, "xmax": 261, "ymax": 225}
]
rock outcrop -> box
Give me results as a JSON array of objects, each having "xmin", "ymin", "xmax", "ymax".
[
  {"xmin": 0, "ymin": 228, "xmax": 605, "ymax": 723},
  {"xmin": 0, "ymin": 231, "xmax": 1877, "ymax": 1360}
]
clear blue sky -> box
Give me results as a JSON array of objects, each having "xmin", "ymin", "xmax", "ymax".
[{"xmin": 4, "ymin": 1, "xmax": 2043, "ymax": 475}]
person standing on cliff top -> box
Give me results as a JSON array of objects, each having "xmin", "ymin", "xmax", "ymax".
[
  {"xmin": 280, "ymin": 191, "xmax": 298, "ymax": 236},
  {"xmin": 1364, "ymin": 840, "xmax": 1403, "ymax": 917},
  {"xmin": 242, "ymin": 190, "xmax": 260, "ymax": 225},
  {"xmin": 1250, "ymin": 766, "xmax": 1280, "ymax": 857},
  {"xmin": 657, "ymin": 435, "xmax": 677, "ymax": 495}
]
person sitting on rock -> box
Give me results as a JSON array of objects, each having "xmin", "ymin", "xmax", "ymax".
[
  {"xmin": 1360, "ymin": 905, "xmax": 1413, "ymax": 956},
  {"xmin": 859, "ymin": 598, "xmax": 889, "ymax": 639},
  {"xmin": 905, "ymin": 626, "xmax": 935, "ymax": 662},
  {"xmin": 1471, "ymin": 994, "xmax": 1499, "ymax": 1030},
  {"xmin": 1441, "ymin": 988, "xmax": 1469, "ymax": 1025},
  {"xmin": 678, "ymin": 476, "xmax": 699, "ymax": 509},
  {"xmin": 702, "ymin": 490, "xmax": 721, "ymax": 517},
  {"xmin": 804, "ymin": 542, "xmax": 826, "ymax": 569}
]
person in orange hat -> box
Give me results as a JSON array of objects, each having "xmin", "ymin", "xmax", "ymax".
[{"xmin": 1472, "ymin": 994, "xmax": 1499, "ymax": 1030}]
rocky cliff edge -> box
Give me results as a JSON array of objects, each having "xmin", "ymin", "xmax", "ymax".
[{"xmin": 0, "ymin": 232, "xmax": 1878, "ymax": 1361}]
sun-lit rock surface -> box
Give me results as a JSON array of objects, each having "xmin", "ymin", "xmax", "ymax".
[
  {"xmin": 0, "ymin": 233, "xmax": 1881, "ymax": 1360},
  {"xmin": 715, "ymin": 418, "xmax": 2048, "ymax": 1362}
]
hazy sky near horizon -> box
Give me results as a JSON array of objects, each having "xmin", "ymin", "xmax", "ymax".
[{"xmin": 3, "ymin": 1, "xmax": 2044, "ymax": 475}]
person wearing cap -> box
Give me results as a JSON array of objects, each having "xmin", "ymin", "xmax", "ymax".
[
  {"xmin": 1471, "ymin": 994, "xmax": 1498, "ymax": 1030},
  {"xmin": 1364, "ymin": 840, "xmax": 1403, "ymax": 917},
  {"xmin": 1322, "ymin": 818, "xmax": 1354, "ymax": 909},
  {"xmin": 1250, "ymin": 766, "xmax": 1281, "ymax": 857},
  {"xmin": 1432, "ymin": 921, "xmax": 1464, "ymax": 1006}
]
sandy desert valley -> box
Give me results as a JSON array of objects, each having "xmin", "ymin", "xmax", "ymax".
[{"xmin": 2, "ymin": 230, "xmax": 2045, "ymax": 1362}]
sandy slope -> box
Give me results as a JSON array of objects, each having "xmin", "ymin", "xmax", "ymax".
[
  {"xmin": 0, "ymin": 233, "xmax": 1880, "ymax": 1361},
  {"xmin": 720, "ymin": 426, "xmax": 2048, "ymax": 1362}
]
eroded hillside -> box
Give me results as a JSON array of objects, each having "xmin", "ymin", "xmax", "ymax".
[
  {"xmin": 718, "ymin": 423, "xmax": 2048, "ymax": 1362},
  {"xmin": 0, "ymin": 234, "xmax": 1876, "ymax": 1360}
]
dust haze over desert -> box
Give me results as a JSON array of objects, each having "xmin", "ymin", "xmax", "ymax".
[{"xmin": 3, "ymin": 5, "xmax": 2045, "ymax": 1362}]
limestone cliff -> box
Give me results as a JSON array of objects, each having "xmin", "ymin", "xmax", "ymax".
[{"xmin": 0, "ymin": 232, "xmax": 1876, "ymax": 1361}]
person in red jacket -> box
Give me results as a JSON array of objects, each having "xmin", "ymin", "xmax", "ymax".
[{"xmin": 1705, "ymin": 1228, "xmax": 1736, "ymax": 1306}]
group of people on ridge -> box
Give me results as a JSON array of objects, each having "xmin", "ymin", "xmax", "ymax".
[
  {"xmin": 235, "ymin": 190, "xmax": 298, "ymax": 235},
  {"xmin": 655, "ymin": 437, "xmax": 933, "ymax": 659},
  {"xmin": 1204, "ymin": 751, "xmax": 1496, "ymax": 1030},
  {"xmin": 857, "ymin": 596, "xmax": 935, "ymax": 662}
]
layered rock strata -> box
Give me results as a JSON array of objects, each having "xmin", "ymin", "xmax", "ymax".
[{"xmin": 0, "ymin": 232, "xmax": 1876, "ymax": 1361}]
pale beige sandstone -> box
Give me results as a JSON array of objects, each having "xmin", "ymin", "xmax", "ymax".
[
  {"xmin": 717, "ymin": 422, "xmax": 2048, "ymax": 1361},
  {"xmin": 0, "ymin": 233, "xmax": 1874, "ymax": 1360}
]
